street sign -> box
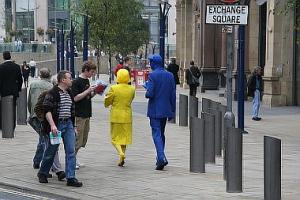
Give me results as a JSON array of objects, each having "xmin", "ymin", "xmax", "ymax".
[
  {"xmin": 206, "ymin": 5, "xmax": 248, "ymax": 25},
  {"xmin": 222, "ymin": 25, "xmax": 233, "ymax": 33}
]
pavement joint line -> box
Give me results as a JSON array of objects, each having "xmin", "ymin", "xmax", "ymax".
[{"xmin": 0, "ymin": 180, "xmax": 77, "ymax": 200}]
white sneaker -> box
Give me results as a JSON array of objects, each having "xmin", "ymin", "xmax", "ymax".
[{"xmin": 75, "ymin": 164, "xmax": 80, "ymax": 170}]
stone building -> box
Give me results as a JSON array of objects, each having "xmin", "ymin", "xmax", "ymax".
[{"xmin": 176, "ymin": 0, "xmax": 300, "ymax": 106}]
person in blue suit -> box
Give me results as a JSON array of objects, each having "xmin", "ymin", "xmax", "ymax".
[{"xmin": 144, "ymin": 54, "xmax": 176, "ymax": 170}]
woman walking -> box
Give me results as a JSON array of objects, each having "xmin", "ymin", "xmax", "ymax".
[
  {"xmin": 21, "ymin": 61, "xmax": 30, "ymax": 87},
  {"xmin": 104, "ymin": 69, "xmax": 135, "ymax": 166}
]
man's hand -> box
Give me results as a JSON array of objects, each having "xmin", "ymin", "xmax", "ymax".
[{"xmin": 50, "ymin": 125, "xmax": 58, "ymax": 135}]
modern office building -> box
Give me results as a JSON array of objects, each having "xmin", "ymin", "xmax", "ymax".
[{"xmin": 1, "ymin": 0, "xmax": 70, "ymax": 43}]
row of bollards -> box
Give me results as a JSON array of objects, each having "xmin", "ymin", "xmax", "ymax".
[
  {"xmin": 179, "ymin": 94, "xmax": 281, "ymax": 199},
  {"xmin": 0, "ymin": 88, "xmax": 27, "ymax": 138}
]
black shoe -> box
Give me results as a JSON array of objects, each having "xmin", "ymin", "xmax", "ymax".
[
  {"xmin": 252, "ymin": 117, "xmax": 261, "ymax": 121},
  {"xmin": 67, "ymin": 178, "xmax": 83, "ymax": 187},
  {"xmin": 33, "ymin": 163, "xmax": 40, "ymax": 169},
  {"xmin": 37, "ymin": 173, "xmax": 48, "ymax": 183},
  {"xmin": 56, "ymin": 171, "xmax": 66, "ymax": 181},
  {"xmin": 47, "ymin": 174, "xmax": 53, "ymax": 178},
  {"xmin": 155, "ymin": 160, "xmax": 168, "ymax": 171}
]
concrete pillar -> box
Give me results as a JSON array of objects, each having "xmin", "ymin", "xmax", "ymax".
[
  {"xmin": 179, "ymin": 1, "xmax": 185, "ymax": 87},
  {"xmin": 199, "ymin": 0, "xmax": 219, "ymax": 92},
  {"xmin": 176, "ymin": 0, "xmax": 183, "ymax": 85},
  {"xmin": 183, "ymin": 0, "xmax": 193, "ymax": 89},
  {"xmin": 263, "ymin": 0, "xmax": 295, "ymax": 106},
  {"xmin": 35, "ymin": 0, "xmax": 48, "ymax": 42}
]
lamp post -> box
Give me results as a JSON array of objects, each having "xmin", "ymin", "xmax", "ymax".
[
  {"xmin": 83, "ymin": 15, "xmax": 88, "ymax": 62},
  {"xmin": 159, "ymin": 0, "xmax": 171, "ymax": 62},
  {"xmin": 237, "ymin": 0, "xmax": 250, "ymax": 133}
]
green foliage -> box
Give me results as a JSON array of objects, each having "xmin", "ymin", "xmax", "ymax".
[
  {"xmin": 36, "ymin": 27, "xmax": 45, "ymax": 37},
  {"xmin": 79, "ymin": 0, "xmax": 149, "ymax": 56}
]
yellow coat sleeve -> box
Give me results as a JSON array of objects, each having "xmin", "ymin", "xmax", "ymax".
[{"xmin": 104, "ymin": 87, "xmax": 114, "ymax": 108}]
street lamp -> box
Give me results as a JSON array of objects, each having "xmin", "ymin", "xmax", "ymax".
[
  {"xmin": 237, "ymin": 0, "xmax": 250, "ymax": 132},
  {"xmin": 158, "ymin": 0, "xmax": 171, "ymax": 63}
]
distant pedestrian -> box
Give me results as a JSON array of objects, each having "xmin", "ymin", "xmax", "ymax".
[
  {"xmin": 104, "ymin": 69, "xmax": 135, "ymax": 167},
  {"xmin": 114, "ymin": 60, "xmax": 123, "ymax": 77},
  {"xmin": 71, "ymin": 61, "xmax": 97, "ymax": 169},
  {"xmin": 185, "ymin": 61, "xmax": 200, "ymax": 97},
  {"xmin": 247, "ymin": 66, "xmax": 263, "ymax": 121},
  {"xmin": 37, "ymin": 70, "xmax": 82, "ymax": 187},
  {"xmin": 123, "ymin": 56, "xmax": 132, "ymax": 84},
  {"xmin": 167, "ymin": 58, "xmax": 180, "ymax": 86},
  {"xmin": 21, "ymin": 61, "xmax": 30, "ymax": 87},
  {"xmin": 29, "ymin": 58, "xmax": 37, "ymax": 78},
  {"xmin": 28, "ymin": 68, "xmax": 65, "ymax": 181},
  {"xmin": 0, "ymin": 51, "xmax": 23, "ymax": 130},
  {"xmin": 144, "ymin": 54, "xmax": 176, "ymax": 170}
]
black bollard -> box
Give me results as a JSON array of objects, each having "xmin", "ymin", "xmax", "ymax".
[
  {"xmin": 201, "ymin": 98, "xmax": 211, "ymax": 113},
  {"xmin": 179, "ymin": 94, "xmax": 188, "ymax": 127},
  {"xmin": 226, "ymin": 127, "xmax": 242, "ymax": 193},
  {"xmin": 211, "ymin": 110, "xmax": 222, "ymax": 157},
  {"xmin": 201, "ymin": 112, "xmax": 215, "ymax": 164},
  {"xmin": 223, "ymin": 111, "xmax": 235, "ymax": 180},
  {"xmin": 1, "ymin": 96, "xmax": 15, "ymax": 138},
  {"xmin": 189, "ymin": 96, "xmax": 198, "ymax": 126},
  {"xmin": 190, "ymin": 117, "xmax": 205, "ymax": 173},
  {"xmin": 17, "ymin": 88, "xmax": 27, "ymax": 125},
  {"xmin": 218, "ymin": 104, "xmax": 227, "ymax": 150},
  {"xmin": 264, "ymin": 136, "xmax": 281, "ymax": 200},
  {"xmin": 0, "ymin": 97, "xmax": 1, "ymax": 130}
]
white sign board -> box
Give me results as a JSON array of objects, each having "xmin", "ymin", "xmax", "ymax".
[{"xmin": 206, "ymin": 5, "xmax": 248, "ymax": 25}]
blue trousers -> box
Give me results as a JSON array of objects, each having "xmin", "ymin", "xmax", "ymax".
[
  {"xmin": 252, "ymin": 89, "xmax": 261, "ymax": 118},
  {"xmin": 150, "ymin": 118, "xmax": 167, "ymax": 163},
  {"xmin": 39, "ymin": 119, "xmax": 76, "ymax": 179}
]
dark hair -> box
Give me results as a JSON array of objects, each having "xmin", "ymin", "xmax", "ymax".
[
  {"xmin": 190, "ymin": 61, "xmax": 194, "ymax": 66},
  {"xmin": 81, "ymin": 61, "xmax": 97, "ymax": 72},
  {"xmin": 57, "ymin": 70, "xmax": 71, "ymax": 83},
  {"xmin": 3, "ymin": 51, "xmax": 11, "ymax": 60},
  {"xmin": 39, "ymin": 68, "xmax": 51, "ymax": 79},
  {"xmin": 124, "ymin": 56, "xmax": 131, "ymax": 63}
]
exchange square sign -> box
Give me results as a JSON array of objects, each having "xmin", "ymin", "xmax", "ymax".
[{"xmin": 206, "ymin": 5, "xmax": 248, "ymax": 25}]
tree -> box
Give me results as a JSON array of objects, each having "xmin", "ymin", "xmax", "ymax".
[{"xmin": 79, "ymin": 0, "xmax": 149, "ymax": 75}]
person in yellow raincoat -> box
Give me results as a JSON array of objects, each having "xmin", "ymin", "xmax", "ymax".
[{"xmin": 104, "ymin": 69, "xmax": 135, "ymax": 166}]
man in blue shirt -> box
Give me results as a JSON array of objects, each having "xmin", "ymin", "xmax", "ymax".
[{"xmin": 145, "ymin": 54, "xmax": 176, "ymax": 170}]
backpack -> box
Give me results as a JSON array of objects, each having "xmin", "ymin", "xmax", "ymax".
[{"xmin": 34, "ymin": 90, "xmax": 48, "ymax": 121}]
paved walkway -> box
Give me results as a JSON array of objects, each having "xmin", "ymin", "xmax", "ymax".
[{"xmin": 0, "ymin": 76, "xmax": 299, "ymax": 200}]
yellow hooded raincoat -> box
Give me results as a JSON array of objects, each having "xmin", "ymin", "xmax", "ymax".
[{"xmin": 104, "ymin": 69, "xmax": 135, "ymax": 145}]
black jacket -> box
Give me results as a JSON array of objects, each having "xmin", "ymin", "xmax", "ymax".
[
  {"xmin": 167, "ymin": 63, "xmax": 180, "ymax": 84},
  {"xmin": 0, "ymin": 61, "xmax": 23, "ymax": 97},
  {"xmin": 42, "ymin": 85, "xmax": 75, "ymax": 135},
  {"xmin": 247, "ymin": 73, "xmax": 263, "ymax": 97},
  {"xmin": 185, "ymin": 65, "xmax": 201, "ymax": 86}
]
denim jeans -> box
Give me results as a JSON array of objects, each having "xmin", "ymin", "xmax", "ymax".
[
  {"xmin": 150, "ymin": 118, "xmax": 167, "ymax": 163},
  {"xmin": 33, "ymin": 135, "xmax": 63, "ymax": 173},
  {"xmin": 39, "ymin": 119, "xmax": 76, "ymax": 179},
  {"xmin": 252, "ymin": 89, "xmax": 261, "ymax": 118}
]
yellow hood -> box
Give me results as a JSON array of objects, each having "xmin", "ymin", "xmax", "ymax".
[{"xmin": 116, "ymin": 69, "xmax": 130, "ymax": 84}]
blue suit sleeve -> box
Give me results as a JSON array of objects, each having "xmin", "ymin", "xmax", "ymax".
[
  {"xmin": 145, "ymin": 75, "xmax": 155, "ymax": 99},
  {"xmin": 170, "ymin": 78, "xmax": 176, "ymax": 114}
]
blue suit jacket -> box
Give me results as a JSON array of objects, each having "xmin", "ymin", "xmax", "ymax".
[{"xmin": 145, "ymin": 67, "xmax": 176, "ymax": 119}]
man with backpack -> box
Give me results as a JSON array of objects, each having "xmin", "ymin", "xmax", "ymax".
[
  {"xmin": 28, "ymin": 68, "xmax": 65, "ymax": 181},
  {"xmin": 37, "ymin": 70, "xmax": 82, "ymax": 187},
  {"xmin": 185, "ymin": 61, "xmax": 201, "ymax": 97}
]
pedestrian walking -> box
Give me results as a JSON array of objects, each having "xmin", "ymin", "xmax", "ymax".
[
  {"xmin": 29, "ymin": 58, "xmax": 37, "ymax": 78},
  {"xmin": 21, "ymin": 61, "xmax": 30, "ymax": 87},
  {"xmin": 247, "ymin": 66, "xmax": 263, "ymax": 121},
  {"xmin": 185, "ymin": 61, "xmax": 200, "ymax": 97},
  {"xmin": 28, "ymin": 68, "xmax": 65, "ymax": 181},
  {"xmin": 37, "ymin": 70, "xmax": 82, "ymax": 187},
  {"xmin": 144, "ymin": 54, "xmax": 176, "ymax": 170},
  {"xmin": 166, "ymin": 58, "xmax": 180, "ymax": 86},
  {"xmin": 71, "ymin": 61, "xmax": 97, "ymax": 169},
  {"xmin": 104, "ymin": 69, "xmax": 135, "ymax": 167},
  {"xmin": 0, "ymin": 51, "xmax": 23, "ymax": 130}
]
